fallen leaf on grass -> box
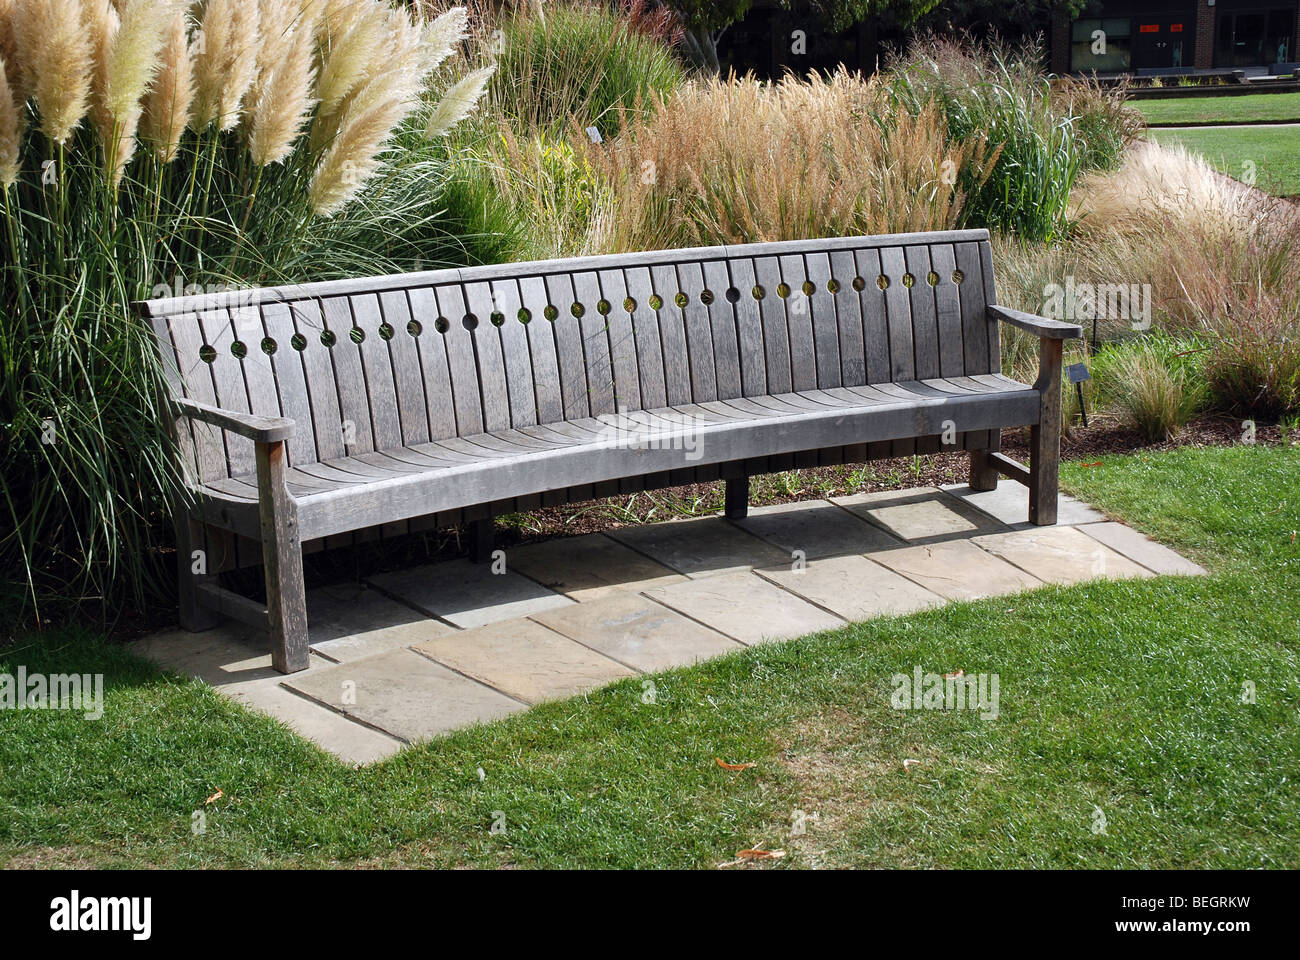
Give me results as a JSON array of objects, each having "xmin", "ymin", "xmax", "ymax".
[
  {"xmin": 736, "ymin": 848, "xmax": 785, "ymax": 860},
  {"xmin": 902, "ymin": 759, "xmax": 922, "ymax": 771},
  {"xmin": 716, "ymin": 758, "xmax": 756, "ymax": 771},
  {"xmin": 1081, "ymin": 461, "xmax": 1103, "ymax": 468},
  {"xmin": 943, "ymin": 669, "xmax": 964, "ymax": 679},
  {"xmin": 204, "ymin": 789, "xmax": 224, "ymax": 805}
]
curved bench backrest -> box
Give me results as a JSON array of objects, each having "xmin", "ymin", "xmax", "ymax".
[{"xmin": 140, "ymin": 230, "xmax": 999, "ymax": 483}]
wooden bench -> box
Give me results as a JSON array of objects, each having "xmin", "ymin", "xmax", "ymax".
[{"xmin": 140, "ymin": 229, "xmax": 1081, "ymax": 674}]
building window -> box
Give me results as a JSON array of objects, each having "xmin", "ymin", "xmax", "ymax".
[
  {"xmin": 1071, "ymin": 17, "xmax": 1132, "ymax": 72},
  {"xmin": 1217, "ymin": 9, "xmax": 1296, "ymax": 68}
]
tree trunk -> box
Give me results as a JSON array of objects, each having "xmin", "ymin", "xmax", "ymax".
[{"xmin": 678, "ymin": 23, "xmax": 721, "ymax": 74}]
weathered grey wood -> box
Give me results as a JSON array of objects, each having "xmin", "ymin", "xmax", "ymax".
[
  {"xmin": 143, "ymin": 229, "xmax": 1065, "ymax": 674},
  {"xmin": 256, "ymin": 440, "xmax": 309, "ymax": 673},
  {"xmin": 725, "ymin": 258, "xmax": 766, "ymax": 397},
  {"xmin": 779, "ymin": 254, "xmax": 817, "ymax": 392},
  {"xmin": 829, "ymin": 249, "xmax": 865, "ymax": 387},
  {"xmin": 468, "ymin": 517, "xmax": 494, "ymax": 563},
  {"xmin": 175, "ymin": 508, "xmax": 222, "ymax": 631},
  {"xmin": 651, "ymin": 263, "xmax": 693, "ymax": 406},
  {"xmin": 702, "ymin": 259, "xmax": 742, "ymax": 401},
  {"xmin": 1030, "ymin": 337, "xmax": 1063, "ymax": 526},
  {"xmin": 989, "ymin": 304, "xmax": 1083, "ymax": 339},
  {"xmin": 986, "ymin": 451, "xmax": 1031, "ymax": 486},
  {"xmin": 194, "ymin": 581, "xmax": 268, "ymax": 628},
  {"xmin": 754, "ymin": 257, "xmax": 793, "ymax": 395},
  {"xmin": 804, "ymin": 252, "xmax": 842, "ymax": 389},
  {"xmin": 516, "ymin": 276, "xmax": 564, "ymax": 424},
  {"xmin": 725, "ymin": 476, "xmax": 749, "ymax": 520}
]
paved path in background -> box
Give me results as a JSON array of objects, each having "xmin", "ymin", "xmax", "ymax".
[{"xmin": 130, "ymin": 481, "xmax": 1205, "ymax": 765}]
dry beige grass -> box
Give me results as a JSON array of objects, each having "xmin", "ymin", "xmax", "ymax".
[{"xmin": 584, "ymin": 69, "xmax": 999, "ymax": 253}]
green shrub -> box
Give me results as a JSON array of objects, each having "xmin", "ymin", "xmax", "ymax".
[
  {"xmin": 1091, "ymin": 337, "xmax": 1209, "ymax": 441},
  {"xmin": 491, "ymin": 1, "xmax": 685, "ymax": 138},
  {"xmin": 887, "ymin": 36, "xmax": 1139, "ymax": 243}
]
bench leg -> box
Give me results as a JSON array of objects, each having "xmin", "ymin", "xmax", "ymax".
[
  {"xmin": 725, "ymin": 476, "xmax": 749, "ymax": 520},
  {"xmin": 256, "ymin": 441, "xmax": 310, "ymax": 674},
  {"xmin": 1029, "ymin": 338, "xmax": 1063, "ymax": 526},
  {"xmin": 969, "ymin": 447, "xmax": 999, "ymax": 492},
  {"xmin": 175, "ymin": 513, "xmax": 222, "ymax": 632},
  {"xmin": 468, "ymin": 517, "xmax": 494, "ymax": 563}
]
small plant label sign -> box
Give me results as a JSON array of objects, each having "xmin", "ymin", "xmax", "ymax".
[{"xmin": 1067, "ymin": 363, "xmax": 1092, "ymax": 384}]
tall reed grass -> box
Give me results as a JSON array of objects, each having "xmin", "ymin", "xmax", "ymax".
[{"xmin": 0, "ymin": 1, "xmax": 494, "ymax": 622}]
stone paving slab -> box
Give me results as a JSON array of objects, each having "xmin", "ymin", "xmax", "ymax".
[
  {"xmin": 412, "ymin": 619, "xmax": 636, "ymax": 704},
  {"xmin": 284, "ymin": 647, "xmax": 526, "ymax": 743},
  {"xmin": 832, "ymin": 486, "xmax": 1006, "ymax": 542},
  {"xmin": 530, "ymin": 593, "xmax": 743, "ymax": 673},
  {"xmin": 756, "ymin": 555, "xmax": 946, "ymax": 621},
  {"xmin": 734, "ymin": 500, "xmax": 899, "ymax": 558},
  {"xmin": 1076, "ymin": 522, "xmax": 1207, "ymax": 576},
  {"xmin": 366, "ymin": 559, "xmax": 573, "ymax": 628},
  {"xmin": 972, "ymin": 527, "xmax": 1154, "ymax": 585},
  {"xmin": 306, "ymin": 583, "xmax": 454, "ymax": 663},
  {"xmin": 644, "ymin": 570, "xmax": 844, "ymax": 645},
  {"xmin": 868, "ymin": 539, "xmax": 1043, "ymax": 601},
  {"xmin": 941, "ymin": 482, "xmax": 1107, "ymax": 528},
  {"xmin": 505, "ymin": 532, "xmax": 685, "ymax": 601},
  {"xmin": 129, "ymin": 627, "xmax": 402, "ymax": 765},
  {"xmin": 607, "ymin": 516, "xmax": 789, "ymax": 577}
]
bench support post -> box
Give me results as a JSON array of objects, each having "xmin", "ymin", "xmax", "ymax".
[
  {"xmin": 969, "ymin": 443, "xmax": 999, "ymax": 492},
  {"xmin": 256, "ymin": 440, "xmax": 310, "ymax": 674},
  {"xmin": 175, "ymin": 511, "xmax": 222, "ymax": 632},
  {"xmin": 725, "ymin": 477, "xmax": 749, "ymax": 520},
  {"xmin": 468, "ymin": 517, "xmax": 494, "ymax": 563},
  {"xmin": 1029, "ymin": 337, "xmax": 1064, "ymax": 526}
]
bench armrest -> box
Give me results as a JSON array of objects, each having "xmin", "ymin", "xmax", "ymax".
[
  {"xmin": 988, "ymin": 305, "xmax": 1082, "ymax": 340},
  {"xmin": 174, "ymin": 397, "xmax": 295, "ymax": 443}
]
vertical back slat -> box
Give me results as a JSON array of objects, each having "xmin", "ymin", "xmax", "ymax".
[
  {"xmin": 829, "ymin": 249, "xmax": 865, "ymax": 387},
  {"xmin": 674, "ymin": 261, "xmax": 717, "ymax": 403},
  {"xmin": 261, "ymin": 302, "xmax": 317, "ymax": 467},
  {"xmin": 978, "ymin": 240, "xmax": 1001, "ymax": 374},
  {"xmin": 803, "ymin": 252, "xmax": 842, "ymax": 389},
  {"xmin": 433, "ymin": 284, "xmax": 486, "ymax": 435},
  {"xmin": 350, "ymin": 293, "xmax": 402, "ymax": 450},
  {"xmin": 779, "ymin": 254, "xmax": 816, "ymax": 392},
  {"xmin": 725, "ymin": 258, "xmax": 766, "ymax": 397},
  {"xmin": 955, "ymin": 241, "xmax": 991, "ymax": 377},
  {"xmin": 406, "ymin": 287, "xmax": 459, "ymax": 440},
  {"xmin": 544, "ymin": 273, "xmax": 590, "ymax": 420},
  {"xmin": 462, "ymin": 280, "xmax": 512, "ymax": 433},
  {"xmin": 624, "ymin": 267, "xmax": 667, "ymax": 409},
  {"xmin": 321, "ymin": 295, "xmax": 376, "ymax": 456},
  {"xmin": 199, "ymin": 308, "xmax": 255, "ymax": 477},
  {"xmin": 905, "ymin": 245, "xmax": 940, "ymax": 381},
  {"xmin": 378, "ymin": 290, "xmax": 432, "ymax": 446},
  {"xmin": 597, "ymin": 268, "xmax": 641, "ymax": 412},
  {"xmin": 293, "ymin": 299, "xmax": 346, "ymax": 461},
  {"xmin": 703, "ymin": 260, "xmax": 742, "ymax": 401},
  {"xmin": 879, "ymin": 246, "xmax": 915, "ymax": 382},
  {"xmin": 854, "ymin": 248, "xmax": 890, "ymax": 385},
  {"xmin": 929, "ymin": 244, "xmax": 965, "ymax": 378},
  {"xmin": 572, "ymin": 271, "xmax": 616, "ymax": 416},
  {"xmin": 489, "ymin": 279, "xmax": 538, "ymax": 428},
  {"xmin": 166, "ymin": 313, "xmax": 227, "ymax": 482},
  {"xmin": 754, "ymin": 257, "xmax": 792, "ymax": 395},
  {"xmin": 517, "ymin": 276, "xmax": 564, "ymax": 424},
  {"xmin": 650, "ymin": 263, "xmax": 692, "ymax": 406}
]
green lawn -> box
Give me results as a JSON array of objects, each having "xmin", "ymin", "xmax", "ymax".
[
  {"xmin": 2, "ymin": 444, "xmax": 1297, "ymax": 868},
  {"xmin": 1136, "ymin": 91, "xmax": 1300, "ymax": 125},
  {"xmin": 1149, "ymin": 127, "xmax": 1300, "ymax": 195}
]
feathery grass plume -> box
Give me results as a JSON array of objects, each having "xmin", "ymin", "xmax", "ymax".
[
  {"xmin": 421, "ymin": 6, "xmax": 468, "ymax": 74},
  {"xmin": 0, "ymin": 55, "xmax": 22, "ymax": 186},
  {"xmin": 0, "ymin": 0, "xmax": 21, "ymax": 101},
  {"xmin": 104, "ymin": 0, "xmax": 173, "ymax": 119},
  {"xmin": 248, "ymin": 20, "xmax": 316, "ymax": 166},
  {"xmin": 192, "ymin": 0, "xmax": 262, "ymax": 130},
  {"xmin": 13, "ymin": 0, "xmax": 94, "ymax": 145},
  {"xmin": 140, "ymin": 8, "xmax": 195, "ymax": 162},
  {"xmin": 314, "ymin": 1, "xmax": 386, "ymax": 118},
  {"xmin": 87, "ymin": 0, "xmax": 121, "ymax": 142},
  {"xmin": 309, "ymin": 7, "xmax": 429, "ymax": 215},
  {"xmin": 425, "ymin": 64, "xmax": 493, "ymax": 138},
  {"xmin": 246, "ymin": 0, "xmax": 318, "ymax": 125}
]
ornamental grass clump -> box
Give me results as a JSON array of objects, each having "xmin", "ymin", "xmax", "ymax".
[{"xmin": 0, "ymin": 0, "xmax": 495, "ymax": 622}]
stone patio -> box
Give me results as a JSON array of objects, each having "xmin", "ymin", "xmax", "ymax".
[{"xmin": 128, "ymin": 482, "xmax": 1206, "ymax": 765}]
